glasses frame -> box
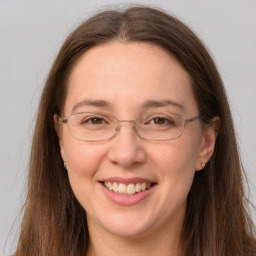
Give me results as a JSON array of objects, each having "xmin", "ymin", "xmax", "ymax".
[{"xmin": 58, "ymin": 112, "xmax": 200, "ymax": 142}]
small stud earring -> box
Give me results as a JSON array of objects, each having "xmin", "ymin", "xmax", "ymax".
[
  {"xmin": 201, "ymin": 162, "xmax": 206, "ymax": 168},
  {"xmin": 63, "ymin": 161, "xmax": 67, "ymax": 169}
]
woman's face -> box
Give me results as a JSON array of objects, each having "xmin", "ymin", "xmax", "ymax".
[{"xmin": 57, "ymin": 42, "xmax": 211, "ymax": 239}]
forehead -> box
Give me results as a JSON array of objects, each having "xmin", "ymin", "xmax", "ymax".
[{"xmin": 64, "ymin": 41, "xmax": 198, "ymax": 116}]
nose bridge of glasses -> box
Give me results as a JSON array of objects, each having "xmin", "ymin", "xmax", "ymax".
[{"xmin": 115, "ymin": 119, "xmax": 137, "ymax": 131}]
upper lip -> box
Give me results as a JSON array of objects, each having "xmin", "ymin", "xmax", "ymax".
[{"xmin": 99, "ymin": 177, "xmax": 157, "ymax": 184}]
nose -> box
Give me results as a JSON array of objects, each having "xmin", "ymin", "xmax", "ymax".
[{"xmin": 107, "ymin": 123, "xmax": 146, "ymax": 168}]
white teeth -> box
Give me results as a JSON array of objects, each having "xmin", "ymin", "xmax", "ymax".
[
  {"xmin": 135, "ymin": 183, "xmax": 142, "ymax": 192},
  {"xmin": 107, "ymin": 182, "xmax": 113, "ymax": 191},
  {"xmin": 141, "ymin": 183, "xmax": 146, "ymax": 191},
  {"xmin": 118, "ymin": 183, "xmax": 127, "ymax": 194},
  {"xmin": 113, "ymin": 182, "xmax": 118, "ymax": 192},
  {"xmin": 104, "ymin": 182, "xmax": 153, "ymax": 195},
  {"xmin": 127, "ymin": 184, "xmax": 135, "ymax": 195}
]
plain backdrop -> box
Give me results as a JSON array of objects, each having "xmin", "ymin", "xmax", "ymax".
[{"xmin": 1, "ymin": 0, "xmax": 256, "ymax": 255}]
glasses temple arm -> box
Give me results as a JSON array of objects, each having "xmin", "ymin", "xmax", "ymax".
[
  {"xmin": 186, "ymin": 115, "xmax": 201, "ymax": 122},
  {"xmin": 58, "ymin": 117, "xmax": 68, "ymax": 124}
]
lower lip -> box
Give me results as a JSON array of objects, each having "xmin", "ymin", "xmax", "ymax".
[{"xmin": 100, "ymin": 183, "xmax": 156, "ymax": 206}]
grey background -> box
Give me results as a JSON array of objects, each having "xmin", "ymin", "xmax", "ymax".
[{"xmin": 1, "ymin": 0, "xmax": 256, "ymax": 255}]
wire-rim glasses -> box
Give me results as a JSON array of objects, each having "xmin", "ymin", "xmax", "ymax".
[{"xmin": 58, "ymin": 112, "xmax": 200, "ymax": 142}]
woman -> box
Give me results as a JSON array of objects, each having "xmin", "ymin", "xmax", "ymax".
[{"xmin": 15, "ymin": 6, "xmax": 256, "ymax": 256}]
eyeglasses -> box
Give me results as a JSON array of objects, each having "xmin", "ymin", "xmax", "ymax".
[{"xmin": 58, "ymin": 112, "xmax": 200, "ymax": 142}]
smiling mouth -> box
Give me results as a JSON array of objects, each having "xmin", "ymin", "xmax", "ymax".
[{"xmin": 103, "ymin": 182, "xmax": 155, "ymax": 195}]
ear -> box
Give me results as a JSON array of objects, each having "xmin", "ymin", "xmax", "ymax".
[
  {"xmin": 53, "ymin": 114, "xmax": 61, "ymax": 142},
  {"xmin": 53, "ymin": 114, "xmax": 66, "ymax": 161},
  {"xmin": 196, "ymin": 116, "xmax": 220, "ymax": 171}
]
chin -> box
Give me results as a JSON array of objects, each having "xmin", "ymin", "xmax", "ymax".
[
  {"xmin": 104, "ymin": 223, "xmax": 151, "ymax": 239},
  {"xmin": 96, "ymin": 212, "xmax": 155, "ymax": 238}
]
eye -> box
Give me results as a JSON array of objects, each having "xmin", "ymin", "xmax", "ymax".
[
  {"xmin": 151, "ymin": 117, "xmax": 170, "ymax": 125},
  {"xmin": 83, "ymin": 116, "xmax": 108, "ymax": 125},
  {"xmin": 87, "ymin": 117, "xmax": 105, "ymax": 124},
  {"xmin": 148, "ymin": 116, "xmax": 175, "ymax": 126}
]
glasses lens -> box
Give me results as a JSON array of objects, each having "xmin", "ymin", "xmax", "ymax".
[
  {"xmin": 67, "ymin": 112, "xmax": 117, "ymax": 141},
  {"xmin": 136, "ymin": 113, "xmax": 185, "ymax": 140},
  {"xmin": 65, "ymin": 112, "xmax": 185, "ymax": 141}
]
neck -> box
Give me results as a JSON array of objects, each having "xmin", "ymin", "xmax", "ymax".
[{"xmin": 86, "ymin": 217, "xmax": 182, "ymax": 256}]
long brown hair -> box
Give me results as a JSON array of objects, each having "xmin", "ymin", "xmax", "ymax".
[{"xmin": 15, "ymin": 6, "xmax": 256, "ymax": 256}]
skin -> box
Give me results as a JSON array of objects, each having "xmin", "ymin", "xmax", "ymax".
[{"xmin": 55, "ymin": 41, "xmax": 218, "ymax": 256}]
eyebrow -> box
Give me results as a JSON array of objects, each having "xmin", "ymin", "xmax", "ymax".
[
  {"xmin": 71, "ymin": 100, "xmax": 111, "ymax": 113},
  {"xmin": 141, "ymin": 99, "xmax": 184, "ymax": 110},
  {"xmin": 71, "ymin": 99, "xmax": 184, "ymax": 114}
]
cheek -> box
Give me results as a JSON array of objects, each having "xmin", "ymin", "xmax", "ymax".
[
  {"xmin": 152, "ymin": 138, "xmax": 200, "ymax": 174},
  {"xmin": 141, "ymin": 141, "xmax": 200, "ymax": 224},
  {"xmin": 62, "ymin": 132, "xmax": 106, "ymax": 176},
  {"xmin": 62, "ymin": 141, "xmax": 108, "ymax": 208},
  {"xmin": 150, "ymin": 139, "xmax": 200, "ymax": 196}
]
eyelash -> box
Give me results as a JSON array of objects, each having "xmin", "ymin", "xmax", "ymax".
[
  {"xmin": 82, "ymin": 116, "xmax": 108, "ymax": 125},
  {"xmin": 149, "ymin": 116, "xmax": 174, "ymax": 124}
]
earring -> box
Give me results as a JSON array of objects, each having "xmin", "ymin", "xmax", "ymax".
[
  {"xmin": 201, "ymin": 162, "xmax": 206, "ymax": 168},
  {"xmin": 63, "ymin": 161, "xmax": 67, "ymax": 169}
]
